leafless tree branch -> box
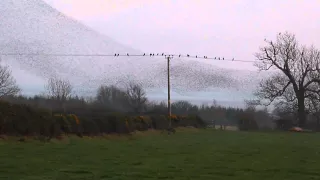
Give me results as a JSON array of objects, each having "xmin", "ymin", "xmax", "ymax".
[
  {"xmin": 0, "ymin": 60, "xmax": 20, "ymax": 98},
  {"xmin": 254, "ymin": 32, "xmax": 320, "ymax": 127},
  {"xmin": 45, "ymin": 77, "xmax": 72, "ymax": 102},
  {"xmin": 125, "ymin": 82, "xmax": 148, "ymax": 114}
]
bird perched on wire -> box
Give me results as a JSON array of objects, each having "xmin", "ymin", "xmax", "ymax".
[
  {"xmin": 127, "ymin": 53, "xmax": 129, "ymax": 56},
  {"xmin": 223, "ymin": 57, "xmax": 224, "ymax": 60},
  {"xmin": 218, "ymin": 57, "xmax": 220, "ymax": 60},
  {"xmin": 187, "ymin": 54, "xmax": 190, "ymax": 57},
  {"xmin": 162, "ymin": 53, "xmax": 164, "ymax": 56},
  {"xmin": 143, "ymin": 53, "xmax": 145, "ymax": 56}
]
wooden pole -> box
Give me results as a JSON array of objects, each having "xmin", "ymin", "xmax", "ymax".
[{"xmin": 167, "ymin": 56, "xmax": 172, "ymax": 129}]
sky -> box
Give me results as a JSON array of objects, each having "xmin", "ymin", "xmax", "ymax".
[
  {"xmin": 43, "ymin": 0, "xmax": 320, "ymax": 70},
  {"xmin": 3, "ymin": 0, "xmax": 320, "ymax": 107}
]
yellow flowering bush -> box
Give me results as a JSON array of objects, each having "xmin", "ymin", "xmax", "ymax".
[
  {"xmin": 69, "ymin": 114, "xmax": 80, "ymax": 125},
  {"xmin": 131, "ymin": 115, "xmax": 151, "ymax": 131},
  {"xmin": 169, "ymin": 115, "xmax": 178, "ymax": 121}
]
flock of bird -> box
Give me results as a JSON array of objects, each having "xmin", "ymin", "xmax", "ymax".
[
  {"xmin": 114, "ymin": 53, "xmax": 235, "ymax": 61},
  {"xmin": 0, "ymin": 44, "xmax": 249, "ymax": 97},
  {"xmin": 0, "ymin": 52, "xmax": 236, "ymax": 61},
  {"xmin": 5, "ymin": 50, "xmax": 243, "ymax": 97}
]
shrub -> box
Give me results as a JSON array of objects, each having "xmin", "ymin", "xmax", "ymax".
[
  {"xmin": 65, "ymin": 114, "xmax": 81, "ymax": 135},
  {"xmin": 105, "ymin": 113, "xmax": 131, "ymax": 134},
  {"xmin": 0, "ymin": 101, "xmax": 55, "ymax": 136},
  {"xmin": 176, "ymin": 115, "xmax": 205, "ymax": 128},
  {"xmin": 0, "ymin": 100, "xmax": 210, "ymax": 137},
  {"xmin": 81, "ymin": 118, "xmax": 100, "ymax": 136},
  {"xmin": 49, "ymin": 121, "xmax": 62, "ymax": 138},
  {"xmin": 150, "ymin": 115, "xmax": 168, "ymax": 130},
  {"xmin": 53, "ymin": 114, "xmax": 71, "ymax": 135},
  {"xmin": 131, "ymin": 116, "xmax": 151, "ymax": 131},
  {"xmin": 93, "ymin": 117, "xmax": 110, "ymax": 134},
  {"xmin": 237, "ymin": 112, "xmax": 259, "ymax": 131},
  {"xmin": 169, "ymin": 115, "xmax": 180, "ymax": 128}
]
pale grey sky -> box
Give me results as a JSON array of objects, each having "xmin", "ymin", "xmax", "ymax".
[
  {"xmin": 43, "ymin": 0, "xmax": 320, "ymax": 71},
  {"xmin": 2, "ymin": 0, "xmax": 320, "ymax": 107}
]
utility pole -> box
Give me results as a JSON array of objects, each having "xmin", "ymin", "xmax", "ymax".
[{"xmin": 167, "ymin": 56, "xmax": 172, "ymax": 129}]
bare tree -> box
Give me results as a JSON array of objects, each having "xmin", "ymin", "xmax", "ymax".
[
  {"xmin": 0, "ymin": 61, "xmax": 20, "ymax": 98},
  {"xmin": 305, "ymin": 91, "xmax": 320, "ymax": 130},
  {"xmin": 244, "ymin": 99, "xmax": 274, "ymax": 128},
  {"xmin": 172, "ymin": 100, "xmax": 198, "ymax": 115},
  {"xmin": 95, "ymin": 85, "xmax": 128, "ymax": 111},
  {"xmin": 244, "ymin": 99, "xmax": 260, "ymax": 111},
  {"xmin": 254, "ymin": 32, "xmax": 320, "ymax": 127},
  {"xmin": 212, "ymin": 99, "xmax": 218, "ymax": 107},
  {"xmin": 146, "ymin": 101, "xmax": 167, "ymax": 114},
  {"xmin": 45, "ymin": 77, "xmax": 72, "ymax": 111},
  {"xmin": 125, "ymin": 82, "xmax": 148, "ymax": 114}
]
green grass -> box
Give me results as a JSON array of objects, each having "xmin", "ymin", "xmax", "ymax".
[{"xmin": 1, "ymin": 129, "xmax": 320, "ymax": 180}]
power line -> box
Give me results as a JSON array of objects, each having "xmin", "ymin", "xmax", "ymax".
[{"xmin": 0, "ymin": 53, "xmax": 256, "ymax": 63}]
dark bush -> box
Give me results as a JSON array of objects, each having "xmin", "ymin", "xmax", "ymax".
[
  {"xmin": 0, "ymin": 98, "xmax": 213, "ymax": 138},
  {"xmin": 65, "ymin": 114, "xmax": 81, "ymax": 135},
  {"xmin": 0, "ymin": 101, "xmax": 55, "ymax": 136},
  {"xmin": 105, "ymin": 113, "xmax": 131, "ymax": 134},
  {"xmin": 93, "ymin": 117, "xmax": 110, "ymax": 134},
  {"xmin": 150, "ymin": 115, "xmax": 168, "ymax": 130},
  {"xmin": 131, "ymin": 116, "xmax": 151, "ymax": 131},
  {"xmin": 81, "ymin": 118, "xmax": 100, "ymax": 136},
  {"xmin": 53, "ymin": 114, "xmax": 72, "ymax": 135},
  {"xmin": 238, "ymin": 111, "xmax": 259, "ymax": 131}
]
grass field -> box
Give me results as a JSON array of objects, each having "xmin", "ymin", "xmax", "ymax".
[{"xmin": 1, "ymin": 129, "xmax": 320, "ymax": 180}]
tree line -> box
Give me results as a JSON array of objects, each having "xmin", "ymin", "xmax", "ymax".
[
  {"xmin": 1, "ymin": 31, "xmax": 320, "ymax": 138},
  {"xmin": 1, "ymin": 77, "xmax": 267, "ymax": 129},
  {"xmin": 0, "ymin": 65, "xmax": 272, "ymax": 138}
]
